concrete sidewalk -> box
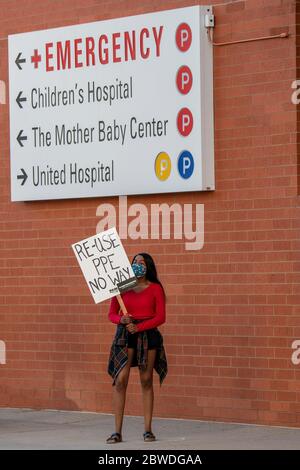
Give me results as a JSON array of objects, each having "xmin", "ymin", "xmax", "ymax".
[{"xmin": 0, "ymin": 408, "xmax": 300, "ymax": 450}]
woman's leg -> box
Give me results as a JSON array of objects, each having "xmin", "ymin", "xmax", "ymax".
[
  {"xmin": 139, "ymin": 349, "xmax": 157, "ymax": 433},
  {"xmin": 113, "ymin": 348, "xmax": 135, "ymax": 435}
]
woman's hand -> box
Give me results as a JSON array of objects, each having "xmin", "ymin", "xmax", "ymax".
[
  {"xmin": 120, "ymin": 315, "xmax": 132, "ymax": 325},
  {"xmin": 126, "ymin": 323, "xmax": 138, "ymax": 334}
]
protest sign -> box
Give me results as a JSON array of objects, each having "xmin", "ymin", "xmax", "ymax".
[{"xmin": 72, "ymin": 227, "xmax": 137, "ymax": 304}]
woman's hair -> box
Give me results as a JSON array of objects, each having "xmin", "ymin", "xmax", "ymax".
[{"xmin": 132, "ymin": 252, "xmax": 166, "ymax": 299}]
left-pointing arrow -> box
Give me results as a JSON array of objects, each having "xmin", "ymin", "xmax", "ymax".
[
  {"xmin": 16, "ymin": 91, "xmax": 27, "ymax": 109},
  {"xmin": 17, "ymin": 168, "xmax": 28, "ymax": 186},
  {"xmin": 15, "ymin": 52, "xmax": 26, "ymax": 70},
  {"xmin": 17, "ymin": 130, "xmax": 27, "ymax": 147}
]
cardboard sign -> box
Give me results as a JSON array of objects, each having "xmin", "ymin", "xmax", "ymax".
[{"xmin": 72, "ymin": 227, "xmax": 137, "ymax": 303}]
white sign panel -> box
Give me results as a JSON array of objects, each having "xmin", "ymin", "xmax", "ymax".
[
  {"xmin": 9, "ymin": 6, "xmax": 214, "ymax": 201},
  {"xmin": 72, "ymin": 227, "xmax": 136, "ymax": 304}
]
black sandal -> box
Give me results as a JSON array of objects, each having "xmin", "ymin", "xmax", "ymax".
[
  {"xmin": 143, "ymin": 431, "xmax": 156, "ymax": 442},
  {"xmin": 106, "ymin": 432, "xmax": 122, "ymax": 444}
]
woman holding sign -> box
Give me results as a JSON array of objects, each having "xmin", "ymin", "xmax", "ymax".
[{"xmin": 107, "ymin": 253, "xmax": 167, "ymax": 444}]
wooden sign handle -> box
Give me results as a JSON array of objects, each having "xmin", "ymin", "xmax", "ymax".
[{"xmin": 116, "ymin": 294, "xmax": 128, "ymax": 316}]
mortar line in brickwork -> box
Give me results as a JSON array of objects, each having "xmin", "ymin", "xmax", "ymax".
[{"xmin": 210, "ymin": 0, "xmax": 246, "ymax": 6}]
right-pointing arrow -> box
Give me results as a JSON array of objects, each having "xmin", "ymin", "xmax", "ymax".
[
  {"xmin": 17, "ymin": 129, "xmax": 27, "ymax": 147},
  {"xmin": 15, "ymin": 52, "xmax": 26, "ymax": 70},
  {"xmin": 16, "ymin": 91, "xmax": 27, "ymax": 109},
  {"xmin": 17, "ymin": 168, "xmax": 28, "ymax": 186}
]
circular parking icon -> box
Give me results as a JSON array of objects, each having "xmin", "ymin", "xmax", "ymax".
[{"xmin": 177, "ymin": 150, "xmax": 194, "ymax": 179}]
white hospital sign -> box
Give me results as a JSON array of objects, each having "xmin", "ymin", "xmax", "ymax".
[{"xmin": 9, "ymin": 6, "xmax": 214, "ymax": 201}]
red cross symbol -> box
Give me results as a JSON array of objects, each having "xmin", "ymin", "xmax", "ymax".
[{"xmin": 31, "ymin": 49, "xmax": 42, "ymax": 69}]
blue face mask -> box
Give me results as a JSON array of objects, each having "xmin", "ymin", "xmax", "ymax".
[{"xmin": 132, "ymin": 263, "xmax": 147, "ymax": 278}]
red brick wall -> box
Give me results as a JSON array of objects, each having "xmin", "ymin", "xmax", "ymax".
[{"xmin": 1, "ymin": 0, "xmax": 300, "ymax": 427}]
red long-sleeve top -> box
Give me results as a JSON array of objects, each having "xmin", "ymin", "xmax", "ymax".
[{"xmin": 108, "ymin": 283, "xmax": 166, "ymax": 332}]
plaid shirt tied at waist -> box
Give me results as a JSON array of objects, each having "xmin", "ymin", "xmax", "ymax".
[{"xmin": 108, "ymin": 322, "xmax": 168, "ymax": 386}]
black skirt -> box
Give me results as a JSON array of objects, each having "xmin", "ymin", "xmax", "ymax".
[
  {"xmin": 108, "ymin": 323, "xmax": 168, "ymax": 385},
  {"xmin": 127, "ymin": 327, "xmax": 161, "ymax": 350}
]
